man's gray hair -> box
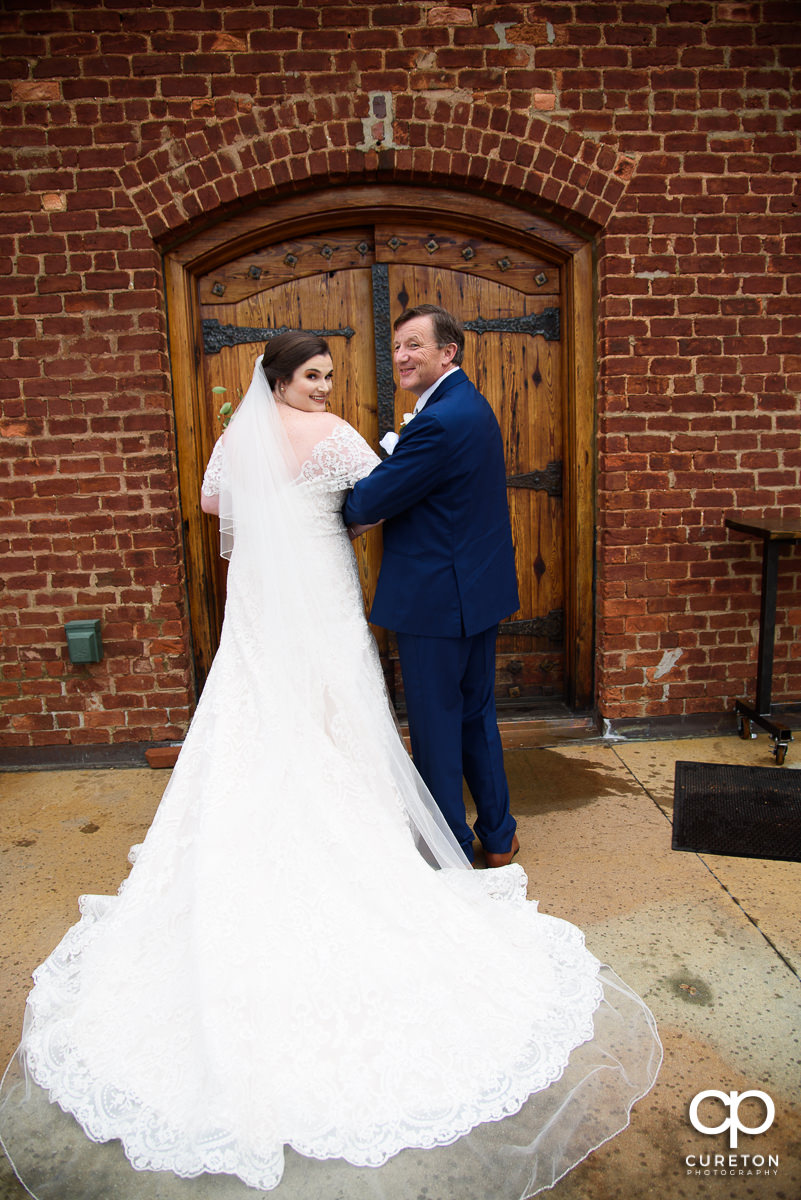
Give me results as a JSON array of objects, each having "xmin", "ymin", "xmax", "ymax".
[{"xmin": 393, "ymin": 304, "xmax": 465, "ymax": 366}]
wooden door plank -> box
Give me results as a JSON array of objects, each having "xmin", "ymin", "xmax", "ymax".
[
  {"xmin": 374, "ymin": 224, "xmax": 560, "ymax": 296},
  {"xmin": 564, "ymin": 241, "xmax": 596, "ymax": 709},
  {"xmin": 163, "ymin": 254, "xmax": 218, "ymax": 693},
  {"xmin": 199, "ymin": 230, "xmax": 376, "ymax": 305}
]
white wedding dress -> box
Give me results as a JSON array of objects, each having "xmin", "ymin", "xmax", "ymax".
[{"xmin": 0, "ymin": 365, "xmax": 660, "ymax": 1200}]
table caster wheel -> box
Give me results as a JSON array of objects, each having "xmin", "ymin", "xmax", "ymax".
[
  {"xmin": 739, "ymin": 717, "xmax": 755, "ymax": 740},
  {"xmin": 773, "ymin": 741, "xmax": 788, "ymax": 766}
]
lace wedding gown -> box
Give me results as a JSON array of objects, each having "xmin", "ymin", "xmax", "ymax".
[{"xmin": 0, "ymin": 408, "xmax": 661, "ymax": 1200}]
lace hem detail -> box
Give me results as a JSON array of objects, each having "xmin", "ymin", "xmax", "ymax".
[{"xmin": 22, "ymin": 879, "xmax": 604, "ymax": 1190}]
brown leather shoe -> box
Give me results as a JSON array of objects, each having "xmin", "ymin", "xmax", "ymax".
[{"xmin": 484, "ymin": 833, "xmax": 520, "ymax": 869}]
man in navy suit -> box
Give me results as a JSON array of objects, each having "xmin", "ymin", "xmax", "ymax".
[{"xmin": 343, "ymin": 304, "xmax": 520, "ymax": 867}]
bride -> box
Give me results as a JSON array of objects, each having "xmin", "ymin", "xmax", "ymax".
[{"xmin": 0, "ymin": 333, "xmax": 660, "ymax": 1200}]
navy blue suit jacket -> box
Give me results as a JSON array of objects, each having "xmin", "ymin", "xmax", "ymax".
[{"xmin": 343, "ymin": 368, "xmax": 519, "ymax": 637}]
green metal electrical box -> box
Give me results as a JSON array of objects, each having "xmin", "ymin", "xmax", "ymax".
[{"xmin": 65, "ymin": 619, "xmax": 103, "ymax": 664}]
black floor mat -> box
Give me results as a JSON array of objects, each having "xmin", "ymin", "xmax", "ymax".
[{"xmin": 672, "ymin": 760, "xmax": 801, "ymax": 862}]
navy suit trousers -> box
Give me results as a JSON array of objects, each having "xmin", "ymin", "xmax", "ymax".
[{"xmin": 396, "ymin": 626, "xmax": 517, "ymax": 863}]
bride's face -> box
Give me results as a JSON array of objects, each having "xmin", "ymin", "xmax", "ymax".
[{"xmin": 277, "ymin": 354, "xmax": 334, "ymax": 413}]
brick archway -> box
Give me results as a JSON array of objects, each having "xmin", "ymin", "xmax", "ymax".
[{"xmin": 118, "ymin": 94, "xmax": 634, "ymax": 245}]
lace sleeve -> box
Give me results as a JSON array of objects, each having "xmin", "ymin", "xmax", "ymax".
[
  {"xmin": 338, "ymin": 424, "xmax": 381, "ymax": 481},
  {"xmin": 201, "ymin": 436, "xmax": 226, "ymax": 496},
  {"xmin": 301, "ymin": 424, "xmax": 381, "ymax": 487}
]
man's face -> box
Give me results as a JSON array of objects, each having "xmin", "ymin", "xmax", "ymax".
[{"xmin": 393, "ymin": 315, "xmax": 457, "ymax": 397}]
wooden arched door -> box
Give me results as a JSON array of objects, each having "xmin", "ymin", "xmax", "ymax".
[{"xmin": 165, "ymin": 188, "xmax": 595, "ymax": 714}]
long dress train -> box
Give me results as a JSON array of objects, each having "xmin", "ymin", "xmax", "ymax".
[{"xmin": 0, "ymin": 366, "xmax": 661, "ymax": 1200}]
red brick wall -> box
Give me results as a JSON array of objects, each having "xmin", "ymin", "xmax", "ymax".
[{"xmin": 1, "ymin": 0, "xmax": 800, "ymax": 752}]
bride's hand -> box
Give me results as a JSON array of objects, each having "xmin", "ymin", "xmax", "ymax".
[{"xmin": 348, "ymin": 520, "xmax": 383, "ymax": 540}]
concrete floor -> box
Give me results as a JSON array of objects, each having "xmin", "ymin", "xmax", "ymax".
[{"xmin": 1, "ymin": 733, "xmax": 799, "ymax": 1199}]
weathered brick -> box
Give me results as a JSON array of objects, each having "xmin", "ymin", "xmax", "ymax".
[
  {"xmin": 428, "ymin": 6, "xmax": 472, "ymax": 25},
  {"xmin": 1, "ymin": 0, "xmax": 800, "ymax": 746},
  {"xmin": 11, "ymin": 80, "xmax": 61, "ymax": 102}
]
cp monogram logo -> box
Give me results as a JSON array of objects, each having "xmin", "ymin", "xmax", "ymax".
[{"xmin": 689, "ymin": 1090, "xmax": 775, "ymax": 1149}]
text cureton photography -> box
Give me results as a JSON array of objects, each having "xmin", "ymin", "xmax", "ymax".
[{"xmin": 684, "ymin": 1089, "xmax": 781, "ymax": 1180}]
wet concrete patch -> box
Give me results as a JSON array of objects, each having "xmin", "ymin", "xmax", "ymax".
[
  {"xmin": 505, "ymin": 746, "xmax": 642, "ymax": 815},
  {"xmin": 667, "ymin": 975, "xmax": 714, "ymax": 1006}
]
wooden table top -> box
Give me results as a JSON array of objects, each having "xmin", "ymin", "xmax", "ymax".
[{"xmin": 725, "ymin": 516, "xmax": 801, "ymax": 542}]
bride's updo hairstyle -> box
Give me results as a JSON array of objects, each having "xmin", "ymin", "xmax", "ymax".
[{"xmin": 261, "ymin": 331, "xmax": 331, "ymax": 390}]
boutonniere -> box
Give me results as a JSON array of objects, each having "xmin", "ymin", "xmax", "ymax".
[
  {"xmin": 399, "ymin": 411, "xmax": 415, "ymax": 433},
  {"xmin": 379, "ymin": 412, "xmax": 416, "ymax": 456}
]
